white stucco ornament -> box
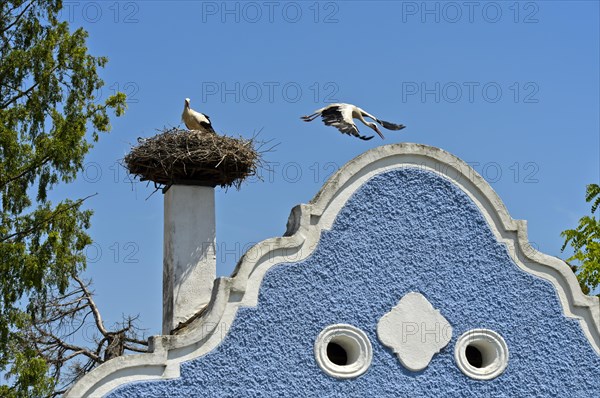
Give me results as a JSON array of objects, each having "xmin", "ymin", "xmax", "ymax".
[
  {"xmin": 377, "ymin": 292, "xmax": 452, "ymax": 371},
  {"xmin": 314, "ymin": 324, "xmax": 373, "ymax": 379},
  {"xmin": 454, "ymin": 329, "xmax": 509, "ymax": 380}
]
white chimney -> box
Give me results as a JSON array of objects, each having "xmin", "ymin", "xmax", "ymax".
[{"xmin": 163, "ymin": 185, "xmax": 216, "ymax": 334}]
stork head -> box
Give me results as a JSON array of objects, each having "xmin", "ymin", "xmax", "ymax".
[{"xmin": 184, "ymin": 98, "xmax": 191, "ymax": 107}]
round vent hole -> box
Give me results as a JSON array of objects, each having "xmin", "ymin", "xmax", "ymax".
[
  {"xmin": 314, "ymin": 324, "xmax": 372, "ymax": 378},
  {"xmin": 327, "ymin": 342, "xmax": 348, "ymax": 366},
  {"xmin": 455, "ymin": 329, "xmax": 509, "ymax": 380},
  {"xmin": 465, "ymin": 344, "xmax": 483, "ymax": 368}
]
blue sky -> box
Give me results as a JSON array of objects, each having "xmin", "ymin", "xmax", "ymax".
[{"xmin": 54, "ymin": 1, "xmax": 599, "ymax": 337}]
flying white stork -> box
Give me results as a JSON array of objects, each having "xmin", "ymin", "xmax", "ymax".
[
  {"xmin": 182, "ymin": 98, "xmax": 216, "ymax": 134},
  {"xmin": 301, "ymin": 103, "xmax": 405, "ymax": 141}
]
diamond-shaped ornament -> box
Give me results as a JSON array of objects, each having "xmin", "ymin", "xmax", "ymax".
[{"xmin": 377, "ymin": 292, "xmax": 452, "ymax": 371}]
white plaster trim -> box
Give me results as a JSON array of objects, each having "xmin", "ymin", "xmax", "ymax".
[
  {"xmin": 314, "ymin": 324, "xmax": 373, "ymax": 378},
  {"xmin": 454, "ymin": 329, "xmax": 509, "ymax": 380},
  {"xmin": 377, "ymin": 292, "xmax": 452, "ymax": 372},
  {"xmin": 65, "ymin": 143, "xmax": 600, "ymax": 397}
]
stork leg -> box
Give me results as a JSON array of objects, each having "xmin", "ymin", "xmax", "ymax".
[
  {"xmin": 369, "ymin": 125, "xmax": 385, "ymax": 139},
  {"xmin": 301, "ymin": 113, "xmax": 319, "ymax": 122}
]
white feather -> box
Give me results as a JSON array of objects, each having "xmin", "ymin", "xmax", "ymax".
[{"xmin": 182, "ymin": 98, "xmax": 215, "ymax": 134}]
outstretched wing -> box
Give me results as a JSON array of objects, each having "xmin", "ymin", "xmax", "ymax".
[
  {"xmin": 321, "ymin": 106, "xmax": 374, "ymax": 141},
  {"xmin": 377, "ymin": 119, "xmax": 406, "ymax": 131}
]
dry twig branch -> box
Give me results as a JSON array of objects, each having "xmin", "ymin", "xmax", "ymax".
[{"xmin": 25, "ymin": 277, "xmax": 148, "ymax": 395}]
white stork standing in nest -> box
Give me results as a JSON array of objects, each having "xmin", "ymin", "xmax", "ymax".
[
  {"xmin": 182, "ymin": 98, "xmax": 216, "ymax": 134},
  {"xmin": 301, "ymin": 103, "xmax": 405, "ymax": 141}
]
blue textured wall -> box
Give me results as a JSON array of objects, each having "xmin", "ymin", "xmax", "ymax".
[{"xmin": 109, "ymin": 168, "xmax": 600, "ymax": 397}]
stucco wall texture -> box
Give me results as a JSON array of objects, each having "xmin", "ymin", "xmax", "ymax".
[{"xmin": 109, "ymin": 168, "xmax": 600, "ymax": 397}]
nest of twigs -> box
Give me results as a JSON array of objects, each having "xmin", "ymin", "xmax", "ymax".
[{"xmin": 124, "ymin": 128, "xmax": 267, "ymax": 190}]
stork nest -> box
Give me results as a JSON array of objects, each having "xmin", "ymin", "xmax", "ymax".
[{"xmin": 124, "ymin": 128, "xmax": 265, "ymax": 190}]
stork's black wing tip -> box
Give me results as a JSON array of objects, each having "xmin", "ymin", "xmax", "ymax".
[
  {"xmin": 379, "ymin": 120, "xmax": 407, "ymax": 131},
  {"xmin": 200, "ymin": 122, "xmax": 215, "ymax": 133},
  {"xmin": 359, "ymin": 135, "xmax": 374, "ymax": 141}
]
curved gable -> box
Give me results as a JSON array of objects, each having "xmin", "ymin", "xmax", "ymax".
[{"xmin": 66, "ymin": 144, "xmax": 600, "ymax": 397}]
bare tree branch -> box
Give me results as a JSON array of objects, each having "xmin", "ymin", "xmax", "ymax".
[
  {"xmin": 24, "ymin": 277, "xmax": 149, "ymax": 394},
  {"xmin": 73, "ymin": 275, "xmax": 108, "ymax": 336}
]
